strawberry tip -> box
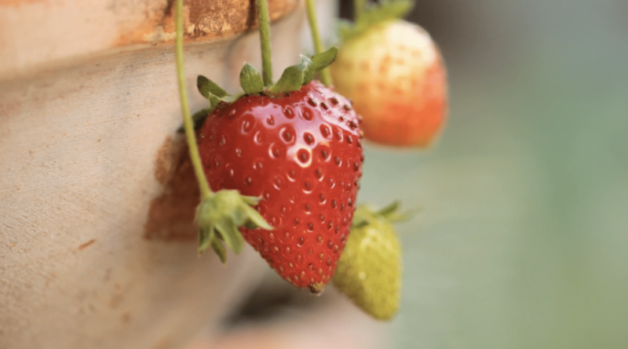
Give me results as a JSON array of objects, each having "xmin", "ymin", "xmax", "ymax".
[{"xmin": 308, "ymin": 282, "xmax": 326, "ymax": 295}]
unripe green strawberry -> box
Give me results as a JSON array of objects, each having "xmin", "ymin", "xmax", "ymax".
[
  {"xmin": 332, "ymin": 202, "xmax": 403, "ymax": 320},
  {"xmin": 331, "ymin": 19, "xmax": 448, "ymax": 147}
]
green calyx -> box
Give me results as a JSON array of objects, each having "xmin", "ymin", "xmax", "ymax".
[
  {"xmin": 196, "ymin": 190, "xmax": 272, "ymax": 261},
  {"xmin": 340, "ymin": 0, "xmax": 413, "ymax": 42},
  {"xmin": 270, "ymin": 56, "xmax": 314, "ymax": 93},
  {"xmin": 240, "ymin": 63, "xmax": 265, "ymax": 94},
  {"xmin": 197, "ymin": 75, "xmax": 228, "ymax": 98},
  {"xmin": 352, "ymin": 200, "xmax": 414, "ymax": 228},
  {"xmin": 174, "ymin": 0, "xmax": 273, "ymax": 264},
  {"xmin": 181, "ymin": 48, "xmax": 338, "ymax": 132}
]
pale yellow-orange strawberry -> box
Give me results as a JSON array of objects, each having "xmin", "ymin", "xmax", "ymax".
[{"xmin": 331, "ymin": 1, "xmax": 448, "ymax": 147}]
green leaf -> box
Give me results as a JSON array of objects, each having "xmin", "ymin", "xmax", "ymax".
[
  {"xmin": 215, "ymin": 219, "xmax": 244, "ymax": 254},
  {"xmin": 198, "ymin": 227, "xmax": 214, "ymax": 254},
  {"xmin": 239, "ymin": 63, "xmax": 265, "ymax": 94},
  {"xmin": 208, "ymin": 92, "xmax": 223, "ymax": 110},
  {"xmin": 301, "ymin": 55, "xmax": 315, "ymax": 85},
  {"xmin": 211, "ymin": 239, "xmax": 227, "ymax": 263},
  {"xmin": 269, "ymin": 60, "xmax": 310, "ymax": 94},
  {"xmin": 241, "ymin": 195, "xmax": 261, "ymax": 206},
  {"xmin": 311, "ymin": 47, "xmax": 338, "ymax": 72},
  {"xmin": 356, "ymin": 0, "xmax": 413, "ymax": 29},
  {"xmin": 340, "ymin": 0, "xmax": 414, "ymax": 42},
  {"xmin": 351, "ymin": 200, "xmax": 414, "ymax": 228},
  {"xmin": 376, "ymin": 200, "xmax": 414, "ymax": 222},
  {"xmin": 352, "ymin": 218, "xmax": 370, "ymax": 229},
  {"xmin": 371, "ymin": 200, "xmax": 416, "ymax": 223},
  {"xmin": 197, "ymin": 75, "xmax": 228, "ymax": 98},
  {"xmin": 377, "ymin": 200, "xmax": 400, "ymax": 217},
  {"xmin": 243, "ymin": 205, "xmax": 273, "ymax": 230},
  {"xmin": 177, "ymin": 91, "xmax": 247, "ymax": 133}
]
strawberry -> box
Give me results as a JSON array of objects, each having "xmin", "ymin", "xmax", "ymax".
[
  {"xmin": 332, "ymin": 201, "xmax": 406, "ymax": 320},
  {"xmin": 183, "ymin": 0, "xmax": 365, "ymax": 293},
  {"xmin": 173, "ymin": 0, "xmax": 364, "ymax": 293},
  {"xmin": 197, "ymin": 79, "xmax": 363, "ymax": 293},
  {"xmin": 175, "ymin": 0, "xmax": 368, "ymax": 294},
  {"xmin": 331, "ymin": 0, "xmax": 448, "ymax": 147}
]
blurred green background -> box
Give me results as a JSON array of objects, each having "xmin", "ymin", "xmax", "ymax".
[{"xmin": 344, "ymin": 0, "xmax": 628, "ymax": 348}]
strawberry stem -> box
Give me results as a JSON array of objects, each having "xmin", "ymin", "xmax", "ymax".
[
  {"xmin": 305, "ymin": 0, "xmax": 332, "ymax": 86},
  {"xmin": 175, "ymin": 0, "xmax": 212, "ymax": 199},
  {"xmin": 354, "ymin": 0, "xmax": 366, "ymax": 21},
  {"xmin": 257, "ymin": 0, "xmax": 273, "ymax": 86}
]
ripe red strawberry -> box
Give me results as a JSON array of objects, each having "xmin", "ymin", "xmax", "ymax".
[
  {"xmin": 197, "ymin": 80, "xmax": 363, "ymax": 293},
  {"xmin": 176, "ymin": 0, "xmax": 365, "ymax": 293},
  {"xmin": 331, "ymin": 1, "xmax": 448, "ymax": 147}
]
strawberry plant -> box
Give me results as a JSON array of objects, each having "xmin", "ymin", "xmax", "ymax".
[{"xmin": 331, "ymin": 0, "xmax": 448, "ymax": 147}]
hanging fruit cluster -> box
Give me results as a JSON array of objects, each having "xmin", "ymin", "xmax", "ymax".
[{"xmin": 173, "ymin": 0, "xmax": 447, "ymax": 320}]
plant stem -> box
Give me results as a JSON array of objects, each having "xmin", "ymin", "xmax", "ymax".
[
  {"xmin": 354, "ymin": 0, "xmax": 366, "ymax": 22},
  {"xmin": 175, "ymin": 0, "xmax": 212, "ymax": 199},
  {"xmin": 305, "ymin": 0, "xmax": 332, "ymax": 86},
  {"xmin": 257, "ymin": 0, "xmax": 273, "ymax": 86}
]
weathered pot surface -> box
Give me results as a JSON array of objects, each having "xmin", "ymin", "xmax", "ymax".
[{"xmin": 0, "ymin": 1, "xmax": 307, "ymax": 348}]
